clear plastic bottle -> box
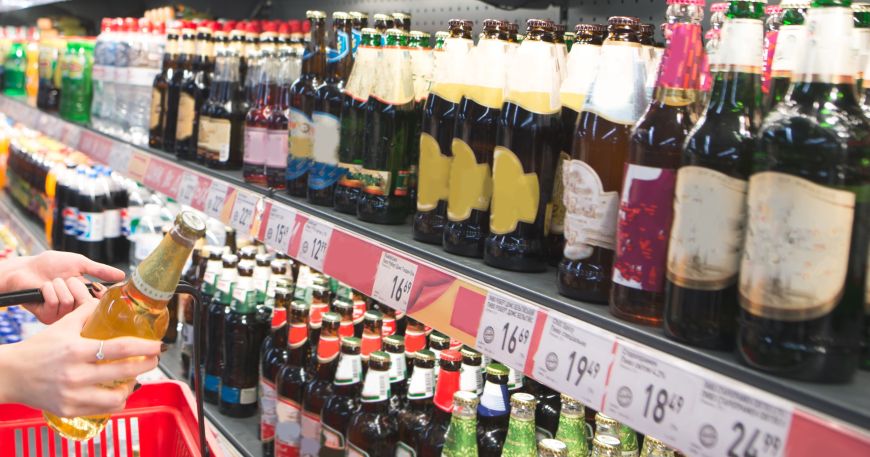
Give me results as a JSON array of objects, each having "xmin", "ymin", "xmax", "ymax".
[
  {"xmin": 129, "ymin": 203, "xmax": 165, "ymax": 268},
  {"xmin": 128, "ymin": 19, "xmax": 163, "ymax": 145},
  {"xmin": 122, "ymin": 180, "xmax": 148, "ymax": 255},
  {"xmin": 114, "ymin": 17, "xmax": 137, "ymax": 139},
  {"xmin": 93, "ymin": 19, "xmax": 119, "ymax": 133}
]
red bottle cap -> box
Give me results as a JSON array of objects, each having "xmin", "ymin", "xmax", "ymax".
[
  {"xmin": 277, "ymin": 22, "xmax": 290, "ymax": 36},
  {"xmin": 263, "ymin": 21, "xmax": 278, "ymax": 33},
  {"xmin": 124, "ymin": 17, "xmax": 138, "ymax": 31},
  {"xmin": 100, "ymin": 18, "xmax": 111, "ymax": 32},
  {"xmin": 224, "ymin": 20, "xmax": 237, "ymax": 32},
  {"xmin": 439, "ymin": 349, "xmax": 462, "ymax": 363},
  {"xmin": 765, "ymin": 5, "xmax": 782, "ymax": 14}
]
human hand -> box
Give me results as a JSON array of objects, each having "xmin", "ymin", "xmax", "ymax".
[
  {"xmin": 0, "ymin": 292, "xmax": 161, "ymax": 418},
  {"xmin": 4, "ymin": 251, "xmax": 126, "ymax": 324}
]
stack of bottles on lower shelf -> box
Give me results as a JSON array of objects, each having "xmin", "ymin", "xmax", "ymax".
[{"xmin": 168, "ymin": 231, "xmax": 683, "ymax": 456}]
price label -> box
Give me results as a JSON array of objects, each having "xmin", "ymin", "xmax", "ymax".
[
  {"xmin": 296, "ymin": 218, "xmax": 333, "ymax": 272},
  {"xmin": 603, "ymin": 342, "xmax": 703, "ymax": 448},
  {"xmin": 62, "ymin": 125, "xmax": 81, "ymax": 147},
  {"xmin": 108, "ymin": 142, "xmax": 132, "ymax": 173},
  {"xmin": 532, "ymin": 313, "xmax": 615, "ymax": 408},
  {"xmin": 229, "ymin": 191, "xmax": 259, "ymax": 234},
  {"xmin": 176, "ymin": 173, "xmax": 200, "ymax": 206},
  {"xmin": 683, "ymin": 378, "xmax": 792, "ymax": 457},
  {"xmin": 475, "ymin": 291, "xmax": 539, "ymax": 371},
  {"xmin": 263, "ymin": 203, "xmax": 297, "ymax": 253},
  {"xmin": 204, "ymin": 181, "xmax": 230, "ymax": 219},
  {"xmin": 370, "ymin": 251, "xmax": 418, "ymax": 312}
]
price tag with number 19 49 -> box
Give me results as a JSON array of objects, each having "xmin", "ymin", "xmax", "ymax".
[{"xmin": 475, "ymin": 291, "xmax": 539, "ymax": 372}]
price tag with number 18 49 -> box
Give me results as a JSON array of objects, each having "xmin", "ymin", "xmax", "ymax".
[{"xmin": 475, "ymin": 291, "xmax": 539, "ymax": 372}]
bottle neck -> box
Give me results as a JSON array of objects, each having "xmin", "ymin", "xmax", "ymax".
[
  {"xmin": 124, "ymin": 227, "xmax": 196, "ymax": 309},
  {"xmin": 303, "ymin": 19, "xmax": 326, "ymax": 78},
  {"xmin": 432, "ymin": 367, "xmax": 460, "ymax": 413},
  {"xmin": 706, "ymin": 70, "xmax": 762, "ymax": 115},
  {"xmin": 654, "ymin": 20, "xmax": 704, "ymax": 100},
  {"xmin": 478, "ymin": 380, "xmax": 509, "ymax": 417},
  {"xmin": 792, "ymin": 5, "xmax": 856, "ymax": 85}
]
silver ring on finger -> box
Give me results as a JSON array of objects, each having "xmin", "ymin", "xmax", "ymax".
[{"xmin": 96, "ymin": 340, "xmax": 105, "ymax": 361}]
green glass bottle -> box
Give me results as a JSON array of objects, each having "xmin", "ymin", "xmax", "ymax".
[
  {"xmin": 501, "ymin": 393, "xmax": 538, "ymax": 457},
  {"xmin": 852, "ymin": 2, "xmax": 870, "ymax": 91},
  {"xmin": 441, "ymin": 390, "xmax": 479, "ymax": 457},
  {"xmin": 4, "ymin": 41, "xmax": 26, "ymax": 96},
  {"xmin": 618, "ymin": 424, "xmax": 639, "ymax": 457},
  {"xmin": 639, "ymin": 436, "xmax": 676, "ymax": 457},
  {"xmin": 767, "ymin": 0, "xmax": 810, "ymax": 110},
  {"xmin": 539, "ymin": 438, "xmax": 570, "ymax": 457},
  {"xmin": 555, "ymin": 394, "xmax": 589, "ymax": 457},
  {"xmin": 591, "ymin": 435, "xmax": 622, "ymax": 457}
]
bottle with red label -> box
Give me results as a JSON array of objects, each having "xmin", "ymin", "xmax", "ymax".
[
  {"xmin": 320, "ymin": 336, "xmax": 363, "ymax": 457},
  {"xmin": 361, "ymin": 309, "xmax": 384, "ymax": 368},
  {"xmin": 260, "ymin": 287, "xmax": 291, "ymax": 457},
  {"xmin": 275, "ymin": 301, "xmax": 311, "ymax": 457},
  {"xmin": 333, "ymin": 299, "xmax": 356, "ymax": 338},
  {"xmin": 307, "ymin": 285, "xmax": 330, "ymax": 366},
  {"xmin": 762, "ymin": 4, "xmax": 783, "ymax": 100},
  {"xmin": 379, "ymin": 304, "xmax": 398, "ymax": 337},
  {"xmin": 610, "ymin": 1, "xmax": 705, "ymax": 326},
  {"xmin": 300, "ymin": 312, "xmax": 341, "ymax": 456},
  {"xmin": 414, "ymin": 349, "xmax": 462, "ymax": 456},
  {"xmin": 243, "ymin": 26, "xmax": 279, "ymax": 185}
]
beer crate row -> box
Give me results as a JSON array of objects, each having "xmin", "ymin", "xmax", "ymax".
[{"xmin": 2, "ymin": 94, "xmax": 868, "ymax": 457}]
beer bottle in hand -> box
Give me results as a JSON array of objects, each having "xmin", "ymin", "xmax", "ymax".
[
  {"xmin": 396, "ymin": 349, "xmax": 436, "ymax": 456},
  {"xmin": 441, "ymin": 391, "xmax": 479, "ymax": 457},
  {"xmin": 415, "ymin": 349, "xmax": 462, "ymax": 456},
  {"xmin": 274, "ymin": 301, "xmax": 311, "ymax": 457},
  {"xmin": 346, "ymin": 351, "xmax": 400, "ymax": 456},
  {"xmin": 320, "ymin": 336, "xmax": 364, "ymax": 457}
]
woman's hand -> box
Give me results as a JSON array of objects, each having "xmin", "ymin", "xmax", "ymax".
[
  {"xmin": 1, "ymin": 251, "xmax": 126, "ymax": 323},
  {"xmin": 0, "ymin": 291, "xmax": 161, "ymax": 418}
]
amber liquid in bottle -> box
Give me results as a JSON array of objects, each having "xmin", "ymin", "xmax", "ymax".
[
  {"xmin": 319, "ymin": 337, "xmax": 363, "ymax": 457},
  {"xmin": 274, "ymin": 302, "xmax": 311, "ymax": 457},
  {"xmin": 176, "ymin": 27, "xmax": 212, "ymax": 160},
  {"xmin": 164, "ymin": 27, "xmax": 195, "ymax": 152},
  {"xmin": 149, "ymin": 29, "xmax": 178, "ymax": 150}
]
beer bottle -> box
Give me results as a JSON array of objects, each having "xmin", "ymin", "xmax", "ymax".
[
  {"xmin": 309, "ymin": 12, "xmax": 353, "ymax": 206},
  {"xmin": 415, "ymin": 349, "xmax": 462, "ymax": 457},
  {"xmin": 409, "ymin": 30, "xmax": 434, "ymax": 106},
  {"xmin": 765, "ymin": 1, "xmax": 809, "ymax": 111},
  {"xmin": 163, "ymin": 23, "xmax": 194, "ymax": 152},
  {"xmin": 396, "ymin": 349, "xmax": 436, "ymax": 456},
  {"xmin": 443, "ymin": 19, "xmax": 509, "ymax": 257},
  {"xmin": 706, "ymin": 3, "xmax": 728, "ymax": 77},
  {"xmin": 594, "ymin": 412, "xmax": 619, "ymax": 440},
  {"xmin": 414, "ymin": 19, "xmax": 473, "ymax": 243},
  {"xmin": 640, "ymin": 436, "xmax": 675, "ymax": 457},
  {"xmin": 320, "ymin": 336, "xmax": 364, "ymax": 457},
  {"xmin": 762, "ymin": 5, "xmax": 783, "ymax": 101},
  {"xmin": 404, "ymin": 317, "xmax": 428, "ymax": 355},
  {"xmin": 374, "ymin": 13, "xmax": 394, "ymax": 36},
  {"xmin": 428, "ymin": 331, "xmax": 450, "ymax": 378},
  {"xmin": 528, "ymin": 378, "xmax": 561, "ymax": 440},
  {"xmin": 265, "ymin": 31, "xmax": 294, "ymax": 190},
  {"xmin": 554, "ymin": 23, "xmax": 569, "ymax": 82},
  {"xmin": 611, "ymin": 5, "xmax": 705, "ymax": 326},
  {"xmin": 349, "ymin": 13, "xmax": 368, "ymax": 56},
  {"xmin": 275, "ymin": 301, "xmax": 311, "ymax": 457},
  {"xmin": 361, "ymin": 309, "xmax": 384, "ymax": 366},
  {"xmin": 345, "ymin": 351, "xmax": 399, "ymax": 455},
  {"xmin": 357, "ymin": 28, "xmax": 416, "ymax": 224},
  {"xmin": 619, "ymin": 424, "xmax": 640, "ymax": 457},
  {"xmin": 591, "ymin": 435, "xmax": 622, "ymax": 457},
  {"xmin": 384, "ymin": 334, "xmax": 409, "ymax": 411},
  {"xmin": 507, "ymin": 365, "xmax": 525, "ymax": 394},
  {"xmin": 260, "ymin": 287, "xmax": 290, "ymax": 456},
  {"xmin": 180, "ymin": 247, "xmax": 206, "ymax": 374},
  {"xmin": 265, "ymin": 260, "xmax": 290, "ymax": 304},
  {"xmin": 442, "ymin": 391, "xmax": 479, "ymax": 457},
  {"xmin": 540, "ymin": 439, "xmax": 571, "ymax": 457},
  {"xmin": 243, "ymin": 28, "xmax": 279, "ymax": 185},
  {"xmin": 287, "ymin": 11, "xmax": 327, "ymax": 197},
  {"xmin": 501, "ymin": 393, "xmax": 538, "ymax": 457},
  {"xmin": 176, "ymin": 23, "xmax": 214, "ymax": 160},
  {"xmin": 380, "ymin": 304, "xmax": 398, "ymax": 336},
  {"xmin": 853, "ymin": 2, "xmax": 870, "ymax": 89},
  {"xmin": 299, "ymin": 312, "xmax": 340, "ymax": 455},
  {"xmin": 476, "ymin": 362, "xmax": 511, "ymax": 457},
  {"xmin": 334, "ymin": 299, "xmax": 356, "ymax": 338},
  {"xmin": 307, "ymin": 285, "xmax": 330, "ymax": 359},
  {"xmin": 335, "ymin": 28, "xmax": 380, "ymax": 214},
  {"xmin": 244, "ymin": 21, "xmax": 262, "ymax": 110},
  {"xmin": 44, "ymin": 212, "xmax": 205, "ymax": 440},
  {"xmin": 664, "ymin": 0, "xmax": 762, "ymax": 349},
  {"xmin": 555, "ymin": 394, "xmax": 589, "ymax": 457},
  {"xmin": 219, "ymin": 264, "xmax": 261, "ymax": 418},
  {"xmin": 204, "ymin": 253, "xmax": 238, "ymax": 404},
  {"xmin": 149, "ymin": 25, "xmax": 178, "ymax": 149},
  {"xmin": 739, "ymin": 0, "xmax": 870, "ymax": 382},
  {"xmin": 458, "ymin": 346, "xmax": 483, "ymax": 395},
  {"xmin": 484, "ymin": 19, "xmax": 561, "ymax": 272},
  {"xmin": 200, "ymin": 28, "xmax": 245, "ymax": 170}
]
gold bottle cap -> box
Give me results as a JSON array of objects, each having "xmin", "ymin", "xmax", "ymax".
[
  {"xmin": 410, "ymin": 30, "xmax": 430, "ymax": 38},
  {"xmin": 781, "ymin": 0, "xmax": 811, "ymax": 8},
  {"xmin": 349, "ymin": 12, "xmax": 368, "ymax": 20},
  {"xmin": 485, "ymin": 362, "xmax": 509, "ymax": 376},
  {"xmin": 175, "ymin": 211, "xmax": 206, "ymax": 242},
  {"xmin": 429, "ymin": 331, "xmax": 450, "ymax": 346},
  {"xmin": 361, "ymin": 27, "xmax": 378, "ymax": 35},
  {"xmin": 853, "ymin": 2, "xmax": 870, "ymax": 11},
  {"xmin": 392, "ymin": 12, "xmax": 411, "ymax": 20},
  {"xmin": 593, "ymin": 435, "xmax": 622, "ymax": 455},
  {"xmin": 306, "ymin": 10, "xmax": 327, "ymax": 19},
  {"xmin": 333, "ymin": 11, "xmax": 350, "ymax": 20},
  {"xmin": 435, "ymin": 31, "xmax": 450, "ymax": 39},
  {"xmin": 460, "ymin": 345, "xmax": 482, "ymax": 362},
  {"xmin": 596, "ymin": 412, "xmax": 619, "ymax": 428},
  {"xmin": 560, "ymin": 393, "xmax": 585, "ymax": 416},
  {"xmin": 452, "ymin": 390, "xmax": 479, "ymax": 416},
  {"xmin": 341, "ymin": 336, "xmax": 362, "ymax": 350},
  {"xmin": 510, "ymin": 392, "xmax": 537, "ymax": 408},
  {"xmin": 538, "ymin": 438, "xmax": 569, "ymax": 457},
  {"xmin": 373, "ymin": 13, "xmax": 392, "ymax": 22}
]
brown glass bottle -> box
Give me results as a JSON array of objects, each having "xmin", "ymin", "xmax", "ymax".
[
  {"xmin": 346, "ymin": 351, "xmax": 399, "ymax": 455},
  {"xmin": 320, "ymin": 336, "xmax": 364, "ymax": 457},
  {"xmin": 611, "ymin": 11, "xmax": 702, "ymax": 326},
  {"xmin": 476, "ymin": 363, "xmax": 511, "ymax": 457},
  {"xmin": 384, "ymin": 335, "xmax": 408, "ymax": 411},
  {"xmin": 558, "ymin": 17, "xmax": 649, "ymax": 303},
  {"xmin": 265, "ymin": 30, "xmax": 292, "ymax": 190},
  {"xmin": 527, "ymin": 377, "xmax": 561, "ymax": 440},
  {"xmin": 334, "ymin": 299, "xmax": 356, "ymax": 338},
  {"xmin": 428, "ymin": 331, "xmax": 451, "ymax": 379},
  {"xmin": 309, "ymin": 13, "xmax": 354, "ymax": 206},
  {"xmin": 201, "ymin": 36, "xmax": 245, "ymax": 170},
  {"xmin": 176, "ymin": 25, "xmax": 214, "ymax": 161},
  {"xmin": 396, "ymin": 349, "xmax": 436, "ymax": 456},
  {"xmin": 415, "ymin": 349, "xmax": 462, "ymax": 457},
  {"xmin": 484, "ymin": 19, "xmax": 561, "ymax": 272},
  {"xmin": 204, "ymin": 253, "xmax": 238, "ymax": 404},
  {"xmin": 164, "ymin": 24, "xmax": 195, "ymax": 152},
  {"xmin": 260, "ymin": 287, "xmax": 290, "ymax": 456},
  {"xmin": 300, "ymin": 312, "xmax": 341, "ymax": 456},
  {"xmin": 275, "ymin": 301, "xmax": 311, "ymax": 457},
  {"xmin": 149, "ymin": 26, "xmax": 179, "ymax": 149},
  {"xmin": 443, "ymin": 19, "xmax": 508, "ymax": 257},
  {"xmin": 220, "ymin": 264, "xmax": 263, "ymax": 418},
  {"xmin": 414, "ymin": 19, "xmax": 473, "ymax": 244},
  {"xmin": 361, "ymin": 309, "xmax": 384, "ymax": 367},
  {"xmin": 287, "ymin": 11, "xmax": 327, "ymax": 197},
  {"xmin": 180, "ymin": 248, "xmax": 206, "ymax": 374}
]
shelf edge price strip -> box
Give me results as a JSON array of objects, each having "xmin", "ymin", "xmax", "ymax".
[
  {"xmin": 532, "ymin": 311, "xmax": 616, "ymax": 410},
  {"xmin": 296, "ymin": 218, "xmax": 333, "ymax": 272},
  {"xmin": 229, "ymin": 191, "xmax": 260, "ymax": 235},
  {"xmin": 475, "ymin": 291, "xmax": 540, "ymax": 372},
  {"xmin": 370, "ymin": 251, "xmax": 418, "ymax": 313},
  {"xmin": 263, "ymin": 202, "xmax": 297, "ymax": 254}
]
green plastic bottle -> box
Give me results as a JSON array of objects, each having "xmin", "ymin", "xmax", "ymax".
[
  {"xmin": 555, "ymin": 394, "xmax": 589, "ymax": 457},
  {"xmin": 501, "ymin": 393, "xmax": 538, "ymax": 457},
  {"xmin": 4, "ymin": 42, "xmax": 27, "ymax": 96},
  {"xmin": 59, "ymin": 40, "xmax": 93, "ymax": 124},
  {"xmin": 441, "ymin": 390, "xmax": 479, "ymax": 457}
]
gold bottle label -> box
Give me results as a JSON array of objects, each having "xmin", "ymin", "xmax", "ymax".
[
  {"xmin": 198, "ymin": 117, "xmax": 232, "ymax": 161},
  {"xmin": 490, "ymin": 146, "xmax": 539, "ymax": 235},
  {"xmin": 447, "ymin": 138, "xmax": 491, "ymax": 221},
  {"xmin": 176, "ymin": 92, "xmax": 196, "ymax": 140},
  {"xmin": 416, "ymin": 132, "xmax": 452, "ymax": 211},
  {"xmin": 739, "ymin": 172, "xmax": 854, "ymax": 321}
]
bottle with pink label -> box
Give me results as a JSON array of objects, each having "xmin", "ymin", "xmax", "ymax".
[{"xmin": 610, "ymin": 0, "xmax": 706, "ymax": 326}]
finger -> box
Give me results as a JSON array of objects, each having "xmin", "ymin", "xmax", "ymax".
[
  {"xmin": 39, "ymin": 281, "xmax": 60, "ymax": 322},
  {"xmin": 69, "ymin": 384, "xmax": 131, "ymax": 416},
  {"xmin": 53, "ymin": 278, "xmax": 75, "ymax": 318},
  {"xmin": 78, "ymin": 257, "xmax": 126, "ymax": 283},
  {"xmin": 66, "ymin": 277, "xmax": 93, "ymax": 306},
  {"xmin": 86, "ymin": 356, "xmax": 159, "ymax": 385},
  {"xmin": 89, "ymin": 281, "xmax": 108, "ymax": 299},
  {"xmin": 82, "ymin": 337, "xmax": 162, "ymax": 362}
]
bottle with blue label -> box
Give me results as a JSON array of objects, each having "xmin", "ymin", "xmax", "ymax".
[
  {"xmin": 349, "ymin": 12, "xmax": 368, "ymax": 56},
  {"xmin": 220, "ymin": 263, "xmax": 264, "ymax": 418},
  {"xmin": 477, "ymin": 363, "xmax": 511, "ymax": 457}
]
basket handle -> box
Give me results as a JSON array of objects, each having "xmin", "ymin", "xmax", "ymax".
[{"xmin": 175, "ymin": 281, "xmax": 209, "ymax": 457}]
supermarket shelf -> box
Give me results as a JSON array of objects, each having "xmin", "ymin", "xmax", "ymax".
[
  {"xmin": 0, "ymin": 191, "xmax": 48, "ymax": 255},
  {"xmin": 2, "ymin": 95, "xmax": 868, "ymax": 457},
  {"xmin": 159, "ymin": 343, "xmax": 261, "ymax": 457}
]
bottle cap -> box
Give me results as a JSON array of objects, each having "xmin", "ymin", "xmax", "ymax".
[
  {"xmin": 596, "ymin": 412, "xmax": 620, "ymax": 428},
  {"xmin": 575, "ymin": 23, "xmax": 607, "ymax": 34},
  {"xmin": 364, "ymin": 310, "xmax": 383, "ymax": 322},
  {"xmin": 373, "ymin": 13, "xmax": 392, "ymax": 22},
  {"xmin": 361, "ymin": 27, "xmax": 377, "ymax": 35},
  {"xmin": 538, "ymin": 439, "xmax": 569, "ymax": 457},
  {"xmin": 176, "ymin": 212, "xmax": 206, "ymax": 241},
  {"xmin": 667, "ymin": 0, "xmax": 705, "ymax": 4},
  {"xmin": 452, "ymin": 390, "xmax": 479, "ymax": 413},
  {"xmin": 459, "ymin": 346, "xmax": 481, "ymax": 362},
  {"xmin": 410, "ymin": 30, "xmax": 430, "ymax": 38},
  {"xmin": 383, "ymin": 335, "xmax": 405, "ymax": 351},
  {"xmin": 608, "ymin": 16, "xmax": 641, "ymax": 26},
  {"xmin": 349, "ymin": 12, "xmax": 367, "ymax": 20},
  {"xmin": 429, "ymin": 331, "xmax": 450, "ymax": 348},
  {"xmin": 369, "ymin": 350, "xmax": 391, "ymax": 366},
  {"xmin": 485, "ymin": 362, "xmax": 509, "ymax": 376},
  {"xmin": 439, "ymin": 349, "xmax": 463, "ymax": 363},
  {"xmin": 766, "ymin": 5, "xmax": 783, "ymax": 13},
  {"xmin": 510, "ymin": 392, "xmax": 537, "ymax": 409},
  {"xmin": 414, "ymin": 349, "xmax": 435, "ymax": 363},
  {"xmin": 526, "ymin": 18, "xmax": 550, "ymax": 29},
  {"xmin": 341, "ymin": 336, "xmax": 362, "ymax": 350},
  {"xmin": 306, "ymin": 10, "xmax": 327, "ymax": 20},
  {"xmin": 385, "ymin": 27, "xmax": 404, "ymax": 36},
  {"xmin": 593, "ymin": 435, "xmax": 622, "ymax": 453},
  {"xmin": 483, "ymin": 18, "xmax": 502, "ymax": 29},
  {"xmin": 322, "ymin": 312, "xmax": 341, "ymax": 324},
  {"xmin": 333, "ymin": 11, "xmax": 350, "ymax": 20}
]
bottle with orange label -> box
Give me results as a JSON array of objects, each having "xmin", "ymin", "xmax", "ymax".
[
  {"xmin": 275, "ymin": 301, "xmax": 311, "ymax": 457},
  {"xmin": 300, "ymin": 312, "xmax": 341, "ymax": 456}
]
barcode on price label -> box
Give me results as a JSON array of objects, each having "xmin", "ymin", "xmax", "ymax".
[
  {"xmin": 297, "ymin": 218, "xmax": 333, "ymax": 272},
  {"xmin": 204, "ymin": 181, "xmax": 230, "ymax": 219},
  {"xmin": 475, "ymin": 291, "xmax": 539, "ymax": 371},
  {"xmin": 684, "ymin": 378, "xmax": 792, "ymax": 457},
  {"xmin": 370, "ymin": 252, "xmax": 418, "ymax": 312},
  {"xmin": 229, "ymin": 191, "xmax": 259, "ymax": 234},
  {"xmin": 264, "ymin": 203, "xmax": 297, "ymax": 253},
  {"xmin": 532, "ymin": 313, "xmax": 615, "ymax": 408}
]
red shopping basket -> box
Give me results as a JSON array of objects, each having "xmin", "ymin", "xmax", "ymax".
[{"xmin": 0, "ymin": 380, "xmax": 224, "ymax": 457}]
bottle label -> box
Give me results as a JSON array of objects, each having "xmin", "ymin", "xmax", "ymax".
[
  {"xmin": 613, "ymin": 164, "xmax": 677, "ymax": 292},
  {"xmin": 371, "ymin": 47, "xmax": 415, "ymax": 106},
  {"xmin": 345, "ymin": 47, "xmax": 377, "ymax": 102},
  {"xmin": 550, "ymin": 151, "xmax": 570, "ymax": 236},
  {"xmin": 337, "ymin": 162, "xmax": 363, "ymax": 190},
  {"xmin": 797, "ymin": 7, "xmax": 856, "ymax": 81},
  {"xmin": 309, "ymin": 111, "xmax": 342, "ymax": 187},
  {"xmin": 410, "ymin": 47, "xmax": 435, "ymax": 103},
  {"xmin": 204, "ymin": 374, "xmax": 220, "ymax": 393},
  {"xmin": 265, "ymin": 128, "xmax": 290, "ymax": 168},
  {"xmin": 76, "ymin": 212, "xmax": 105, "ymax": 241},
  {"xmin": 260, "ymin": 377, "xmax": 278, "ymax": 441},
  {"xmin": 395, "ymin": 441, "xmax": 416, "ymax": 457},
  {"xmin": 334, "ymin": 353, "xmax": 363, "ymax": 385},
  {"xmin": 739, "ymin": 172, "xmax": 854, "ymax": 321},
  {"xmin": 327, "ymin": 31, "xmax": 350, "ymax": 64},
  {"xmin": 352, "ymin": 300, "xmax": 366, "ymax": 324},
  {"xmin": 176, "ymin": 92, "xmax": 196, "ymax": 140},
  {"xmin": 320, "ymin": 422, "xmax": 345, "ymax": 450},
  {"xmin": 308, "ymin": 159, "xmax": 346, "ymax": 190},
  {"xmin": 289, "ymin": 107, "xmax": 314, "ymax": 162},
  {"xmin": 657, "ymin": 22, "xmax": 704, "ymax": 89},
  {"xmin": 490, "ymin": 146, "xmax": 540, "ymax": 235},
  {"xmin": 447, "ymin": 138, "xmax": 492, "ymax": 221},
  {"xmin": 417, "ymin": 132, "xmax": 452, "ymax": 212},
  {"xmin": 276, "ymin": 397, "xmax": 302, "ymax": 457},
  {"xmin": 318, "ymin": 335, "xmax": 341, "ymax": 362},
  {"xmin": 361, "ymin": 333, "xmax": 382, "ymax": 359},
  {"xmin": 667, "ymin": 166, "xmax": 747, "ymax": 291},
  {"xmin": 563, "ymin": 159, "xmax": 619, "ymax": 259},
  {"xmin": 382, "ymin": 318, "xmax": 396, "ymax": 337},
  {"xmin": 361, "ymin": 369, "xmax": 390, "ymax": 403},
  {"xmin": 198, "ymin": 117, "xmax": 232, "ymax": 162},
  {"xmin": 717, "ymin": 19, "xmax": 763, "ymax": 72},
  {"xmin": 103, "ymin": 209, "xmax": 121, "ymax": 238},
  {"xmin": 407, "ymin": 366, "xmax": 435, "ymax": 399},
  {"xmin": 478, "ymin": 381, "xmax": 509, "ymax": 416},
  {"xmin": 404, "ymin": 328, "xmax": 426, "ymax": 354},
  {"xmin": 561, "ymin": 44, "xmax": 601, "ymax": 112},
  {"xmin": 762, "ymin": 30, "xmax": 778, "ymax": 94},
  {"xmin": 180, "ymin": 322, "xmax": 194, "ymax": 357},
  {"xmin": 459, "ymin": 365, "xmax": 482, "ymax": 395},
  {"xmin": 583, "ymin": 41, "xmax": 648, "ymax": 125},
  {"xmin": 388, "ymin": 351, "xmax": 406, "ymax": 383},
  {"xmin": 347, "ymin": 442, "xmax": 369, "ymax": 457},
  {"xmin": 299, "ymin": 410, "xmax": 322, "ymax": 456},
  {"xmin": 244, "ymin": 126, "xmax": 269, "ymax": 166},
  {"xmin": 502, "ymin": 418, "xmax": 537, "ymax": 456},
  {"xmin": 121, "ymin": 205, "xmax": 141, "ymax": 237},
  {"xmin": 150, "ymin": 87, "xmax": 162, "ymax": 129},
  {"xmin": 771, "ymin": 25, "xmax": 806, "ymax": 76},
  {"xmin": 359, "ymin": 168, "xmax": 392, "ymax": 197},
  {"xmin": 62, "ymin": 206, "xmax": 79, "ymax": 236},
  {"xmin": 221, "ymin": 385, "xmax": 257, "ymax": 405}
]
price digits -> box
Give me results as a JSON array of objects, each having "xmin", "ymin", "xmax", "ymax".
[
  {"xmin": 389, "ymin": 275, "xmax": 411, "ymax": 302},
  {"xmin": 500, "ymin": 322, "xmax": 530, "ymax": 355},
  {"xmin": 311, "ymin": 237, "xmax": 328, "ymax": 261},
  {"xmin": 565, "ymin": 351, "xmax": 601, "ymax": 386},
  {"xmin": 642, "ymin": 384, "xmax": 684, "ymax": 424},
  {"xmin": 727, "ymin": 422, "xmax": 782, "ymax": 457}
]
